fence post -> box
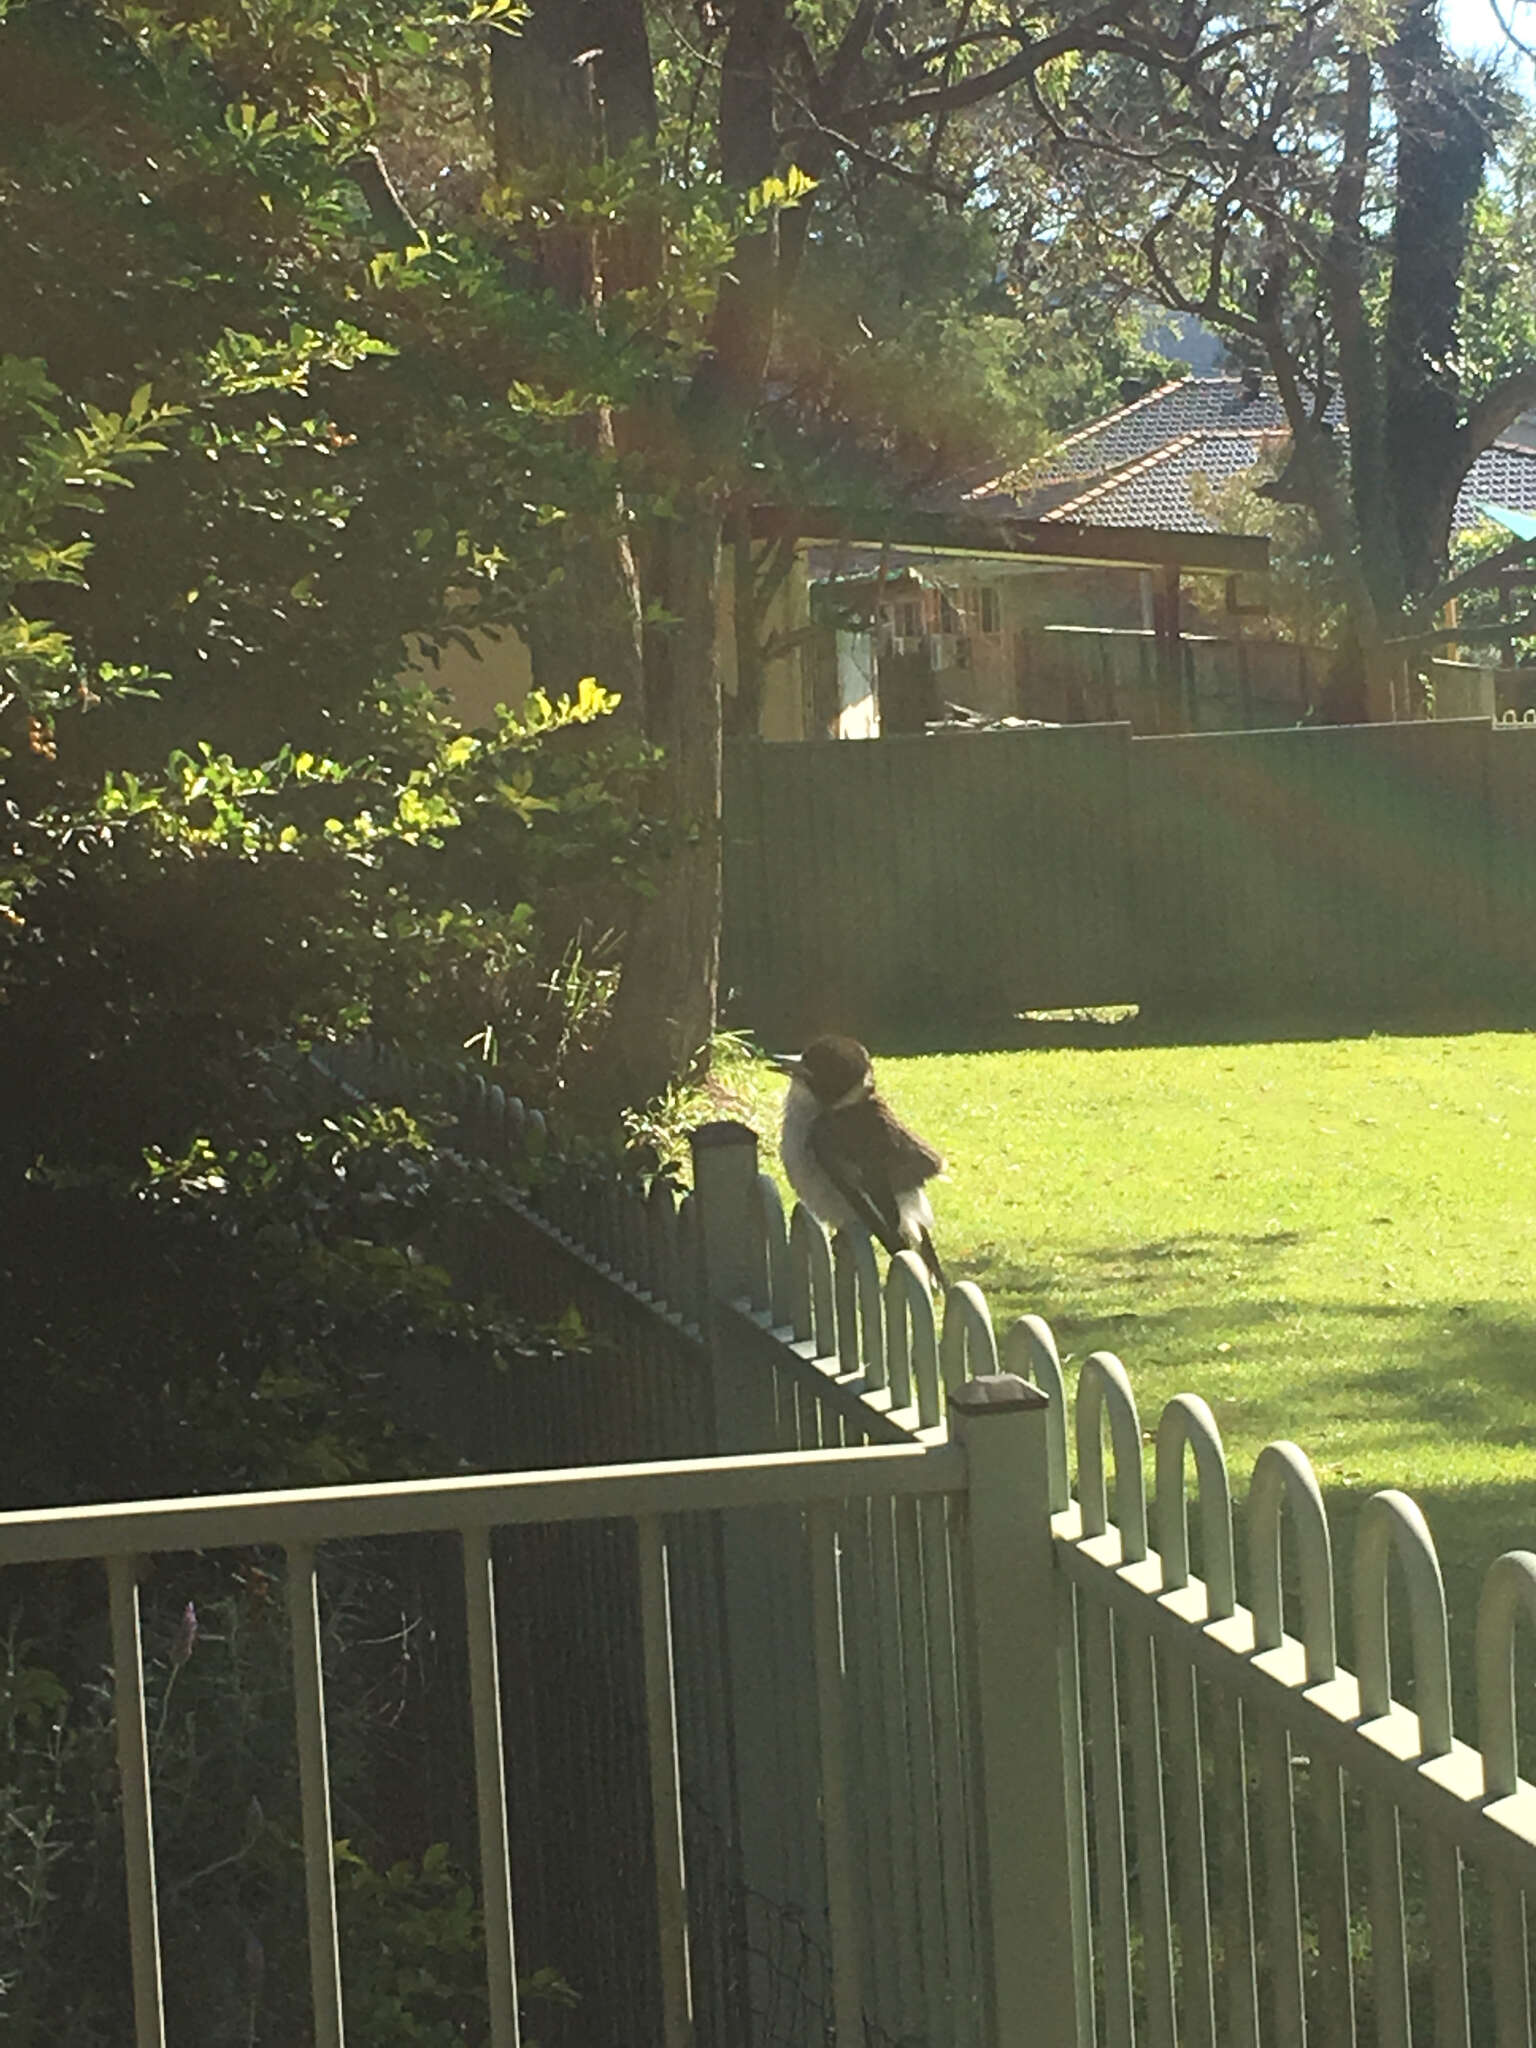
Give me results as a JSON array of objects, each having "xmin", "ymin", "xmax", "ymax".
[
  {"xmin": 691, "ymin": 1120, "xmax": 824, "ymax": 2046},
  {"xmin": 950, "ymin": 1373, "xmax": 1086, "ymax": 2048}
]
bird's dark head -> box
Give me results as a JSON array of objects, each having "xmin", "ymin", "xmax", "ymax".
[{"xmin": 771, "ymin": 1034, "xmax": 874, "ymax": 1108}]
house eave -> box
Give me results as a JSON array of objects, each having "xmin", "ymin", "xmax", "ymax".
[{"xmin": 752, "ymin": 505, "xmax": 1269, "ymax": 577}]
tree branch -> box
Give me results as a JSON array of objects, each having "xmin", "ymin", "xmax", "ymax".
[
  {"xmin": 843, "ymin": 3, "xmax": 1133, "ymax": 132},
  {"xmin": 1386, "ymin": 612, "xmax": 1536, "ymax": 652},
  {"xmin": 1465, "ymin": 365, "xmax": 1536, "ymax": 460},
  {"xmin": 345, "ymin": 147, "xmax": 421, "ymax": 249},
  {"xmin": 1408, "ymin": 531, "xmax": 1536, "ymax": 624},
  {"xmin": 821, "ymin": 0, "xmax": 882, "ymax": 109}
]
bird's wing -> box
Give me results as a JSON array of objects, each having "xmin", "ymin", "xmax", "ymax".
[
  {"xmin": 810, "ymin": 1098, "xmax": 944, "ymax": 1254},
  {"xmin": 872, "ymin": 1098, "xmax": 946, "ymax": 1182}
]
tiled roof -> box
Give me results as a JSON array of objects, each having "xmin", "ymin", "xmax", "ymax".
[
  {"xmin": 1027, "ymin": 377, "xmax": 1297, "ymax": 484},
  {"xmin": 1037, "ymin": 431, "xmax": 1282, "ymax": 532},
  {"xmin": 1458, "ymin": 442, "xmax": 1536, "ymax": 526},
  {"xmin": 962, "ymin": 372, "xmax": 1536, "ymax": 539}
]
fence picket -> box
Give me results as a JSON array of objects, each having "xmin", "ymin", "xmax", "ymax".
[
  {"xmin": 834, "ymin": 1228, "xmax": 885, "ymax": 1390},
  {"xmin": 462, "ymin": 1526, "xmax": 521, "ymax": 2048},
  {"xmin": 285, "ymin": 1543, "xmax": 346, "ymax": 2048},
  {"xmin": 839, "ymin": 1487, "xmax": 889, "ymax": 2035},
  {"xmin": 938, "ymin": 1280, "xmax": 998, "ymax": 1392},
  {"xmin": 105, "ymin": 1558, "xmax": 167, "ymax": 2048},
  {"xmin": 754, "ymin": 1172, "xmax": 790, "ymax": 1323},
  {"xmin": 1425, "ymin": 1833, "xmax": 1472, "ymax": 2048},
  {"xmin": 920, "ymin": 1486, "xmax": 978, "ymax": 2041},
  {"xmin": 1126, "ymin": 1626, "xmax": 1177, "ymax": 2048},
  {"xmin": 1208, "ymin": 1690, "xmax": 1260, "ymax": 2048},
  {"xmin": 808, "ymin": 1502, "xmax": 863, "ymax": 2045},
  {"xmin": 788, "ymin": 1205, "xmax": 836, "ymax": 1358},
  {"xmin": 1004, "ymin": 1316, "xmax": 1095, "ymax": 2048},
  {"xmin": 1075, "ymin": 1356, "xmax": 1144, "ymax": 2045},
  {"xmin": 893, "ymin": 1486, "xmax": 950, "ymax": 2045},
  {"xmin": 636, "ymin": 1516, "xmax": 693, "ymax": 2048},
  {"xmin": 870, "ymin": 1488, "xmax": 922, "ymax": 2035}
]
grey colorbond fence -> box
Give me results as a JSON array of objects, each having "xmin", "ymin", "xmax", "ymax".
[
  {"xmin": 724, "ymin": 722, "xmax": 1136, "ymax": 1038},
  {"xmin": 723, "ymin": 717, "xmax": 1536, "ymax": 1043}
]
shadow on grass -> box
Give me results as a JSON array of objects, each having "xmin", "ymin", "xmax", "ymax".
[
  {"xmin": 865, "ymin": 998, "xmax": 1536, "ymax": 1059},
  {"xmin": 1009, "ymin": 1293, "xmax": 1536, "ymax": 1445},
  {"xmin": 961, "ymin": 1224, "xmax": 1312, "ymax": 1314}
]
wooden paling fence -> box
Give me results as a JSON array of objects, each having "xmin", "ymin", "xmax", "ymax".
[{"xmin": 723, "ymin": 717, "xmax": 1536, "ymax": 1042}]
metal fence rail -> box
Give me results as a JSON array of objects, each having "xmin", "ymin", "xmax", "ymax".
[{"xmin": 1, "ymin": 1441, "xmax": 978, "ymax": 2048}]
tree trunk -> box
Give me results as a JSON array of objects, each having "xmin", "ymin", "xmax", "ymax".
[
  {"xmin": 1380, "ymin": 2, "xmax": 1493, "ymax": 603},
  {"xmin": 592, "ymin": 497, "xmax": 725, "ymax": 1107},
  {"xmin": 592, "ymin": 0, "xmax": 789, "ymax": 1101},
  {"xmin": 488, "ymin": 7, "xmax": 646, "ymax": 715}
]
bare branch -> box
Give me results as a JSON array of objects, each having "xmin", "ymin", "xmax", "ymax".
[
  {"xmin": 843, "ymin": 3, "xmax": 1134, "ymax": 132},
  {"xmin": 778, "ymin": 111, "xmax": 970, "ymax": 199},
  {"xmin": 1465, "ymin": 366, "xmax": 1536, "ymax": 459},
  {"xmin": 1488, "ymin": 0, "xmax": 1536, "ymax": 63}
]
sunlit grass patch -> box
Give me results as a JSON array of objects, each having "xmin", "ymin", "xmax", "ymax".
[{"xmin": 701, "ymin": 1027, "xmax": 1536, "ymax": 1686}]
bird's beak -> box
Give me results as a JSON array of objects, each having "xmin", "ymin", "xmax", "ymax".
[{"xmin": 768, "ymin": 1053, "xmax": 803, "ymax": 1079}]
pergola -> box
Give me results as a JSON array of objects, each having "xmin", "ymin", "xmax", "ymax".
[{"xmin": 751, "ymin": 504, "xmax": 1272, "ymax": 692}]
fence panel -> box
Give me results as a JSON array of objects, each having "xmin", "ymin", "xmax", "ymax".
[
  {"xmin": 723, "ymin": 724, "xmax": 1135, "ymax": 1043},
  {"xmin": 1047, "ymin": 1361, "xmax": 1536, "ymax": 2047},
  {"xmin": 444, "ymin": 1088, "xmax": 1536, "ymax": 2047},
  {"xmin": 1127, "ymin": 718, "xmax": 1497, "ymax": 1016},
  {"xmin": 2, "ymin": 1443, "xmax": 968, "ymax": 2048},
  {"xmin": 1486, "ymin": 722, "xmax": 1536, "ymax": 1001},
  {"xmin": 724, "ymin": 716, "xmax": 1531, "ymax": 1037}
]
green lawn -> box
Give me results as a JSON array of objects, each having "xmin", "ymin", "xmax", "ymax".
[{"xmin": 704, "ymin": 1029, "xmax": 1536, "ymax": 1690}]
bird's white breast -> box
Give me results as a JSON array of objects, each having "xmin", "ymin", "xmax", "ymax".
[{"xmin": 780, "ymin": 1079, "xmax": 860, "ymax": 1231}]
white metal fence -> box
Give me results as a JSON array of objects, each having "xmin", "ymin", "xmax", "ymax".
[
  {"xmin": 0, "ymin": 1437, "xmax": 1009, "ymax": 2048},
  {"xmin": 7, "ymin": 1074, "xmax": 1536, "ymax": 2045},
  {"xmin": 518, "ymin": 1111, "xmax": 1536, "ymax": 2046}
]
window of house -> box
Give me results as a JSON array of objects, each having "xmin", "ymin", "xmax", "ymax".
[
  {"xmin": 892, "ymin": 598, "xmax": 922, "ymax": 639},
  {"xmin": 938, "ymin": 590, "xmax": 961, "ymax": 635},
  {"xmin": 978, "ymin": 585, "xmax": 1001, "ymax": 635}
]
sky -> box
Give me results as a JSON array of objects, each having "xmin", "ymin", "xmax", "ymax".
[{"xmin": 1443, "ymin": 0, "xmax": 1536, "ymax": 81}]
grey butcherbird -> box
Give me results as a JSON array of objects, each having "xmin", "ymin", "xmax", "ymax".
[{"xmin": 771, "ymin": 1034, "xmax": 948, "ymax": 1291}]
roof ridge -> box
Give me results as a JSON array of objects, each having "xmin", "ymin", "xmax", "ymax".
[{"xmin": 1040, "ymin": 376, "xmax": 1197, "ymax": 462}]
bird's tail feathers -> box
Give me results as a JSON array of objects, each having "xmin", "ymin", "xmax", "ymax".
[{"xmin": 918, "ymin": 1228, "xmax": 948, "ymax": 1296}]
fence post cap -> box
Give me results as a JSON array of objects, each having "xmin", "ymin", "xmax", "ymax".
[
  {"xmin": 949, "ymin": 1373, "xmax": 1049, "ymax": 1415},
  {"xmin": 689, "ymin": 1119, "xmax": 758, "ymax": 1153}
]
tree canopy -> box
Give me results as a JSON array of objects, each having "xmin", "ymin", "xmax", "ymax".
[{"xmin": 1015, "ymin": 0, "xmax": 1536, "ymax": 707}]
